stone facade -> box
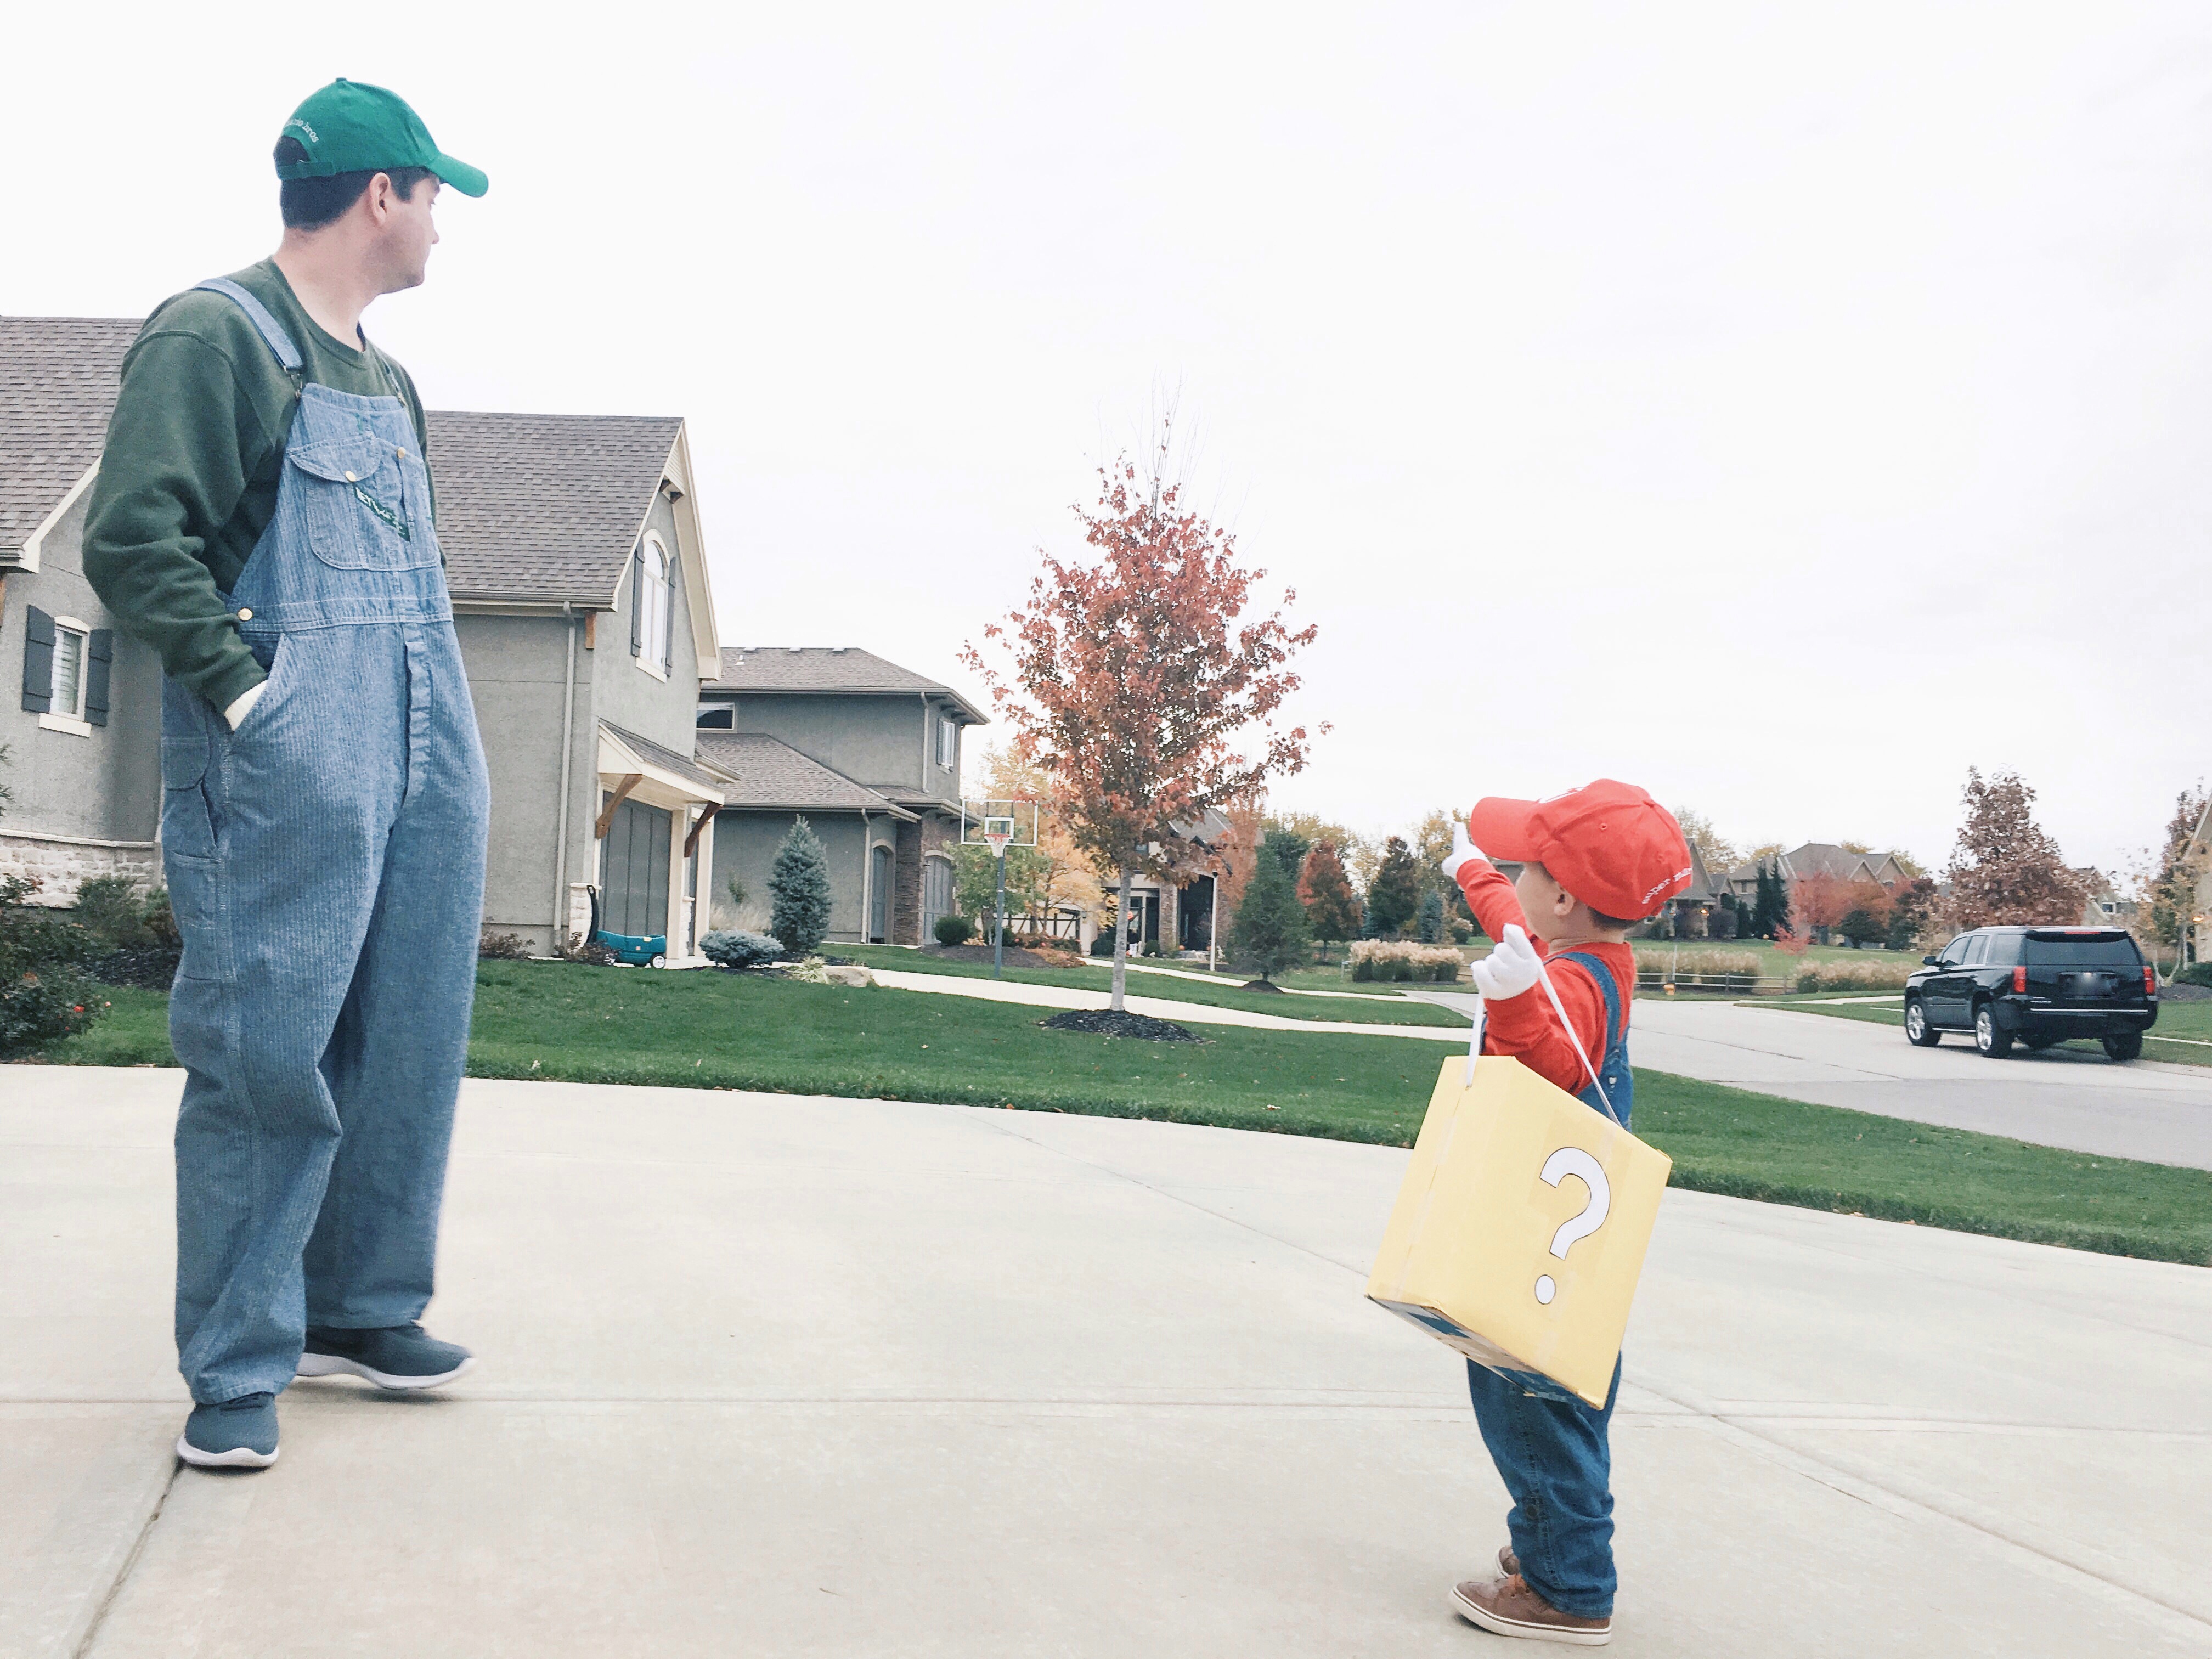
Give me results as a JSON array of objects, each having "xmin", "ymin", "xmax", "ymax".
[{"xmin": 0, "ymin": 831, "xmax": 160, "ymax": 906}]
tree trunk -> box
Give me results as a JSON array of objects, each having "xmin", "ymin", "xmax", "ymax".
[{"xmin": 1111, "ymin": 868, "xmax": 1132, "ymax": 1012}]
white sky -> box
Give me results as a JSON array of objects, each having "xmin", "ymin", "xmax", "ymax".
[{"xmin": 11, "ymin": 2, "xmax": 2210, "ymax": 879}]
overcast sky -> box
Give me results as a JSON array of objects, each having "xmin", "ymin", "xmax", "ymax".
[{"xmin": 12, "ymin": 2, "xmax": 2210, "ymax": 879}]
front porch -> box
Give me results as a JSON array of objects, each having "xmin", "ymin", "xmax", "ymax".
[{"xmin": 583, "ymin": 724, "xmax": 726, "ymax": 965}]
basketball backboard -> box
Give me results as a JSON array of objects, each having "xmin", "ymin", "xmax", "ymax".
[{"xmin": 961, "ymin": 799, "xmax": 1041, "ymax": 857}]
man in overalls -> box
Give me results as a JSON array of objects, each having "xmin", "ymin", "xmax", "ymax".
[{"xmin": 84, "ymin": 81, "xmax": 491, "ymax": 1469}]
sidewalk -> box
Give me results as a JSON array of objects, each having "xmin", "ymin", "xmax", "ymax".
[
  {"xmin": 7, "ymin": 1067, "xmax": 2208, "ymax": 1657},
  {"xmin": 870, "ymin": 967, "xmax": 1472, "ymax": 1041}
]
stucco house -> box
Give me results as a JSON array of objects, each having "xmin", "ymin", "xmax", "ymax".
[
  {"xmin": 1, "ymin": 318, "xmax": 162, "ymax": 902},
  {"xmin": 695, "ymin": 648, "xmax": 984, "ymax": 945},
  {"xmin": 430, "ymin": 410, "xmax": 726, "ymax": 959},
  {"xmin": 2, "ymin": 314, "xmax": 730, "ymax": 961}
]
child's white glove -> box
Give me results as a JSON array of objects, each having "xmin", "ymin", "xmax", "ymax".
[
  {"xmin": 1471, "ymin": 924, "xmax": 1543, "ymax": 1001},
  {"xmin": 1440, "ymin": 820, "xmax": 1488, "ymax": 882}
]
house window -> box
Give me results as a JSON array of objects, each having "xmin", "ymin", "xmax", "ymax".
[
  {"xmin": 936, "ymin": 713, "xmax": 957, "ymax": 771},
  {"xmin": 20, "ymin": 607, "xmax": 110, "ymax": 733},
  {"xmin": 51, "ymin": 624, "xmax": 88, "ymax": 719},
  {"xmin": 633, "ymin": 535, "xmax": 674, "ymax": 676}
]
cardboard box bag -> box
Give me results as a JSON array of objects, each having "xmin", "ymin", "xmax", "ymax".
[{"xmin": 1367, "ymin": 1054, "xmax": 1672, "ymax": 1408}]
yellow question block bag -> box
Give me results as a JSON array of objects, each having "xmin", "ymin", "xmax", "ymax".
[{"xmin": 1368, "ymin": 1053, "xmax": 1672, "ymax": 1408}]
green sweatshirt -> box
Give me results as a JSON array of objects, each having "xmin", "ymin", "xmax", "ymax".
[{"xmin": 82, "ymin": 259, "xmax": 429, "ymax": 712}]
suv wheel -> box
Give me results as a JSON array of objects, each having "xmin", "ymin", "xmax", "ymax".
[
  {"xmin": 1973, "ymin": 1003, "xmax": 2013, "ymax": 1058},
  {"xmin": 1904, "ymin": 998, "xmax": 1940, "ymax": 1046},
  {"xmin": 2102, "ymin": 1031, "xmax": 2143, "ymax": 1062}
]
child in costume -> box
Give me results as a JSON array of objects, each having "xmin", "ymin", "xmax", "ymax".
[{"xmin": 1435, "ymin": 780, "xmax": 1693, "ymax": 1646}]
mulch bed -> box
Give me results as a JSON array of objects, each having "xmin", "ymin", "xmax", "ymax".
[
  {"xmin": 1239, "ymin": 979, "xmax": 1284, "ymax": 994},
  {"xmin": 1040, "ymin": 1008, "xmax": 1204, "ymax": 1042}
]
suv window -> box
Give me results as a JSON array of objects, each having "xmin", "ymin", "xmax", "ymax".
[
  {"xmin": 2023, "ymin": 933, "xmax": 2141, "ymax": 968},
  {"xmin": 1962, "ymin": 935, "xmax": 1989, "ymax": 967},
  {"xmin": 1937, "ymin": 936, "xmax": 1969, "ymax": 966},
  {"xmin": 1982, "ymin": 933, "xmax": 2023, "ymax": 966}
]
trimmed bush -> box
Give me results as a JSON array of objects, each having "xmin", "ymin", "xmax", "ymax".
[
  {"xmin": 479, "ymin": 930, "xmax": 532, "ymax": 960},
  {"xmin": 701, "ymin": 930, "xmax": 786, "ymax": 970},
  {"xmin": 934, "ymin": 915, "xmax": 975, "ymax": 947},
  {"xmin": 1, "ymin": 874, "xmax": 106, "ymax": 1056},
  {"xmin": 2174, "ymin": 962, "xmax": 2212, "ymax": 989},
  {"xmin": 1793, "ymin": 957, "xmax": 1918, "ymax": 994},
  {"xmin": 1348, "ymin": 939, "xmax": 1462, "ymax": 983}
]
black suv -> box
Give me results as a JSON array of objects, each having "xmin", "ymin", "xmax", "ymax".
[{"xmin": 1904, "ymin": 927, "xmax": 2157, "ymax": 1060}]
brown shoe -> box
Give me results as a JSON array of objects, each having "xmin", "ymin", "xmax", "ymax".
[
  {"xmin": 1499, "ymin": 1544, "xmax": 1520, "ymax": 1577},
  {"xmin": 1449, "ymin": 1573, "xmax": 1611, "ymax": 1646}
]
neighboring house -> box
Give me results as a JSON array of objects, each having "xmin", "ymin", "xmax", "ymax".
[
  {"xmin": 1655, "ymin": 842, "xmax": 1726, "ymax": 936},
  {"xmin": 1722, "ymin": 843, "xmax": 1911, "ymax": 902},
  {"xmin": 435, "ymin": 411, "xmax": 725, "ymax": 960},
  {"xmin": 1118, "ymin": 809, "xmax": 1232, "ymax": 958},
  {"xmin": 2, "ymin": 314, "xmax": 731, "ymax": 958},
  {"xmin": 695, "ymin": 648, "xmax": 985, "ymax": 945},
  {"xmin": 0, "ymin": 318, "xmax": 161, "ymax": 904}
]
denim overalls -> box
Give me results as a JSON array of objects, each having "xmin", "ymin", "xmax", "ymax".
[
  {"xmin": 1465, "ymin": 950, "xmax": 1633, "ymax": 1620},
  {"xmin": 159, "ymin": 279, "xmax": 489, "ymax": 1404}
]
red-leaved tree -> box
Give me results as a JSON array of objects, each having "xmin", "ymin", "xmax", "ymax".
[
  {"xmin": 963, "ymin": 433, "xmax": 1322, "ymax": 1012},
  {"xmin": 1944, "ymin": 768, "xmax": 2087, "ymax": 929}
]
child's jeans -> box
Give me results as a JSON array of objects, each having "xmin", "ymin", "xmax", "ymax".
[{"xmin": 1466, "ymin": 1355, "xmax": 1622, "ymax": 1619}]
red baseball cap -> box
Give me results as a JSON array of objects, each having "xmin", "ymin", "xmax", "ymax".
[{"xmin": 1467, "ymin": 781, "xmax": 1693, "ymax": 922}]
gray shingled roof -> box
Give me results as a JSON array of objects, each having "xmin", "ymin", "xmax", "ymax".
[
  {"xmin": 427, "ymin": 410, "xmax": 682, "ymax": 605},
  {"xmin": 693, "ymin": 731, "xmax": 917, "ymax": 817},
  {"xmin": 0, "ymin": 317, "xmax": 141, "ymax": 552},
  {"xmin": 602, "ymin": 723, "xmax": 727, "ymax": 797},
  {"xmin": 710, "ymin": 646, "xmax": 985, "ymax": 722}
]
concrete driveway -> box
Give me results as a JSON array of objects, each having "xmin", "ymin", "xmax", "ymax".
[
  {"xmin": 1411, "ymin": 993, "xmax": 2212, "ymax": 1168},
  {"xmin": 5, "ymin": 1067, "xmax": 2208, "ymax": 1658}
]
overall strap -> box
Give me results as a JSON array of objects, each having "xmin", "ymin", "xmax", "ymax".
[
  {"xmin": 1555, "ymin": 950, "xmax": 1626, "ymax": 1058},
  {"xmin": 193, "ymin": 278, "xmax": 303, "ymax": 378}
]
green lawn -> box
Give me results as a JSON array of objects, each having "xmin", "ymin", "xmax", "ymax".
[
  {"xmin": 1757, "ymin": 995, "xmax": 2212, "ymax": 1065},
  {"xmin": 837, "ymin": 945, "xmax": 1464, "ymax": 1026},
  {"xmin": 27, "ymin": 964, "xmax": 2210, "ymax": 1263}
]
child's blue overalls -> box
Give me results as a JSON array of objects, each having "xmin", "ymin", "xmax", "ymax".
[
  {"xmin": 1465, "ymin": 950, "xmax": 1632, "ymax": 1620},
  {"xmin": 159, "ymin": 279, "xmax": 489, "ymax": 1404}
]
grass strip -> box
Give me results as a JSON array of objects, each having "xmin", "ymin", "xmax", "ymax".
[
  {"xmin": 28, "ymin": 966, "xmax": 2210, "ymax": 1264},
  {"xmin": 1633, "ymin": 1070, "xmax": 2209, "ymax": 1265}
]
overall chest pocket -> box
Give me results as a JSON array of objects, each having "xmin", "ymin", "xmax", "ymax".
[{"xmin": 285, "ymin": 436, "xmax": 435, "ymax": 571}]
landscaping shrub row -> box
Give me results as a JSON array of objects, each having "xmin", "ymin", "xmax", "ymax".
[{"xmin": 1348, "ymin": 939, "xmax": 1462, "ymax": 982}]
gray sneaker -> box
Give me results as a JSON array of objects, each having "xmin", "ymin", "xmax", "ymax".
[
  {"xmin": 296, "ymin": 1323, "xmax": 475, "ymax": 1391},
  {"xmin": 177, "ymin": 1392, "xmax": 279, "ymax": 1469}
]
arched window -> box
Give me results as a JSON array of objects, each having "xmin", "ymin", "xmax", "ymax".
[{"xmin": 634, "ymin": 534, "xmax": 674, "ymax": 674}]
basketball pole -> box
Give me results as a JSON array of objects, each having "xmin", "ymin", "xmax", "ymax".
[{"xmin": 993, "ymin": 844, "xmax": 1008, "ymax": 979}]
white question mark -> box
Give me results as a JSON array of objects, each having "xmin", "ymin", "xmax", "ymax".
[{"xmin": 1533, "ymin": 1148, "xmax": 1610, "ymax": 1305}]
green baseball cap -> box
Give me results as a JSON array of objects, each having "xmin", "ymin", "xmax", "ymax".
[{"xmin": 275, "ymin": 79, "xmax": 487, "ymax": 198}]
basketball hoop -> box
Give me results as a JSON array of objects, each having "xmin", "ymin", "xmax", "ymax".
[{"xmin": 984, "ymin": 831, "xmax": 1012, "ymax": 859}]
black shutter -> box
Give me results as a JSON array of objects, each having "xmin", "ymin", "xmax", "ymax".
[
  {"xmin": 84, "ymin": 630, "xmax": 114, "ymax": 727},
  {"xmin": 629, "ymin": 544, "xmax": 644, "ymax": 658},
  {"xmin": 20, "ymin": 606, "xmax": 54, "ymax": 713}
]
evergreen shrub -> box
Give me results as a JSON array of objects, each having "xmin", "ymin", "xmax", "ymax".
[
  {"xmin": 701, "ymin": 930, "xmax": 786, "ymax": 970},
  {"xmin": 768, "ymin": 817, "xmax": 834, "ymax": 956}
]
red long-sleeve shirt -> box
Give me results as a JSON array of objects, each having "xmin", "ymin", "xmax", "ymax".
[{"xmin": 1454, "ymin": 859, "xmax": 1634, "ymax": 1098}]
